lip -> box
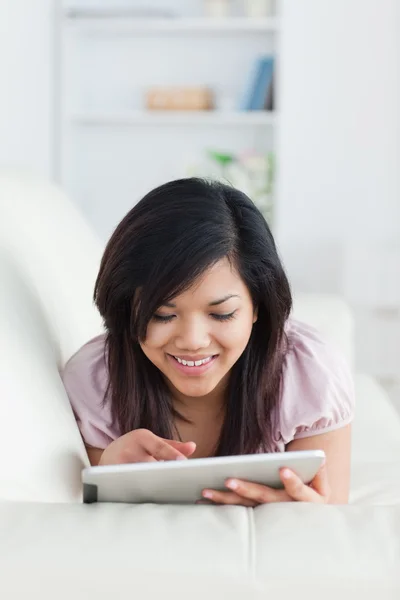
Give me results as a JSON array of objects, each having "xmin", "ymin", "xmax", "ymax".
[
  {"xmin": 167, "ymin": 354, "xmax": 218, "ymax": 376},
  {"xmin": 172, "ymin": 354, "xmax": 215, "ymax": 361}
]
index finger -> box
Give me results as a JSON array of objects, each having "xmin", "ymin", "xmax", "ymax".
[{"xmin": 146, "ymin": 434, "xmax": 188, "ymax": 462}]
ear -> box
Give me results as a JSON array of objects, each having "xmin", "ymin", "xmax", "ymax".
[{"xmin": 253, "ymin": 306, "xmax": 258, "ymax": 324}]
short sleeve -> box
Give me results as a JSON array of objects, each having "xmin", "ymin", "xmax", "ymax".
[
  {"xmin": 277, "ymin": 320, "xmax": 355, "ymax": 446},
  {"xmin": 61, "ymin": 334, "xmax": 119, "ymax": 449}
]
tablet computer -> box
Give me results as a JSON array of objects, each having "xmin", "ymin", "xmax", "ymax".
[{"xmin": 82, "ymin": 450, "xmax": 325, "ymax": 504}]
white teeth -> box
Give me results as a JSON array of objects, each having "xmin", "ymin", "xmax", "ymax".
[{"xmin": 174, "ymin": 356, "xmax": 213, "ymax": 367}]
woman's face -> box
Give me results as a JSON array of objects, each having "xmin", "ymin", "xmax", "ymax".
[{"xmin": 140, "ymin": 258, "xmax": 257, "ymax": 402}]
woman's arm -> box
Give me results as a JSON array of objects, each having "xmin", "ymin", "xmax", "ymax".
[
  {"xmin": 286, "ymin": 424, "xmax": 352, "ymax": 503},
  {"xmin": 202, "ymin": 425, "xmax": 352, "ymax": 506},
  {"xmin": 86, "ymin": 446, "xmax": 103, "ymax": 466}
]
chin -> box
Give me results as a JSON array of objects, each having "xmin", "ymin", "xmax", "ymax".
[
  {"xmin": 171, "ymin": 376, "xmax": 221, "ymax": 398},
  {"xmin": 175, "ymin": 383, "xmax": 217, "ymax": 398}
]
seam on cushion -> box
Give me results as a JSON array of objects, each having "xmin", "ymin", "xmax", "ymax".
[{"xmin": 247, "ymin": 507, "xmax": 256, "ymax": 581}]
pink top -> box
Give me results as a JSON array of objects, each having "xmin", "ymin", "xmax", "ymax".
[{"xmin": 61, "ymin": 319, "xmax": 355, "ymax": 452}]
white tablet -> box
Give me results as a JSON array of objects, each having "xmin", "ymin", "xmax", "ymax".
[{"xmin": 82, "ymin": 450, "xmax": 325, "ymax": 504}]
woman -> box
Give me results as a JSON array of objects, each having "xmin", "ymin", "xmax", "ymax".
[{"xmin": 63, "ymin": 178, "xmax": 354, "ymax": 505}]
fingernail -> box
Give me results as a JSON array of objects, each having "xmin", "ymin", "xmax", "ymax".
[
  {"xmin": 202, "ymin": 490, "xmax": 213, "ymax": 499},
  {"xmin": 226, "ymin": 479, "xmax": 238, "ymax": 490},
  {"xmin": 175, "ymin": 455, "xmax": 187, "ymax": 460},
  {"xmin": 281, "ymin": 469, "xmax": 292, "ymax": 480}
]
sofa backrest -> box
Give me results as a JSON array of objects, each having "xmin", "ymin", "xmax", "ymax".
[{"xmin": 292, "ymin": 293, "xmax": 354, "ymax": 370}]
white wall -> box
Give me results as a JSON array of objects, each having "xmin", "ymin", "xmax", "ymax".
[
  {"xmin": 0, "ymin": 0, "xmax": 53, "ymax": 178},
  {"xmin": 276, "ymin": 0, "xmax": 400, "ymax": 409},
  {"xmin": 276, "ymin": 0, "xmax": 400, "ymax": 293}
]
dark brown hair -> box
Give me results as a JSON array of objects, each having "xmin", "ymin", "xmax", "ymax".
[{"xmin": 94, "ymin": 178, "xmax": 292, "ymax": 455}]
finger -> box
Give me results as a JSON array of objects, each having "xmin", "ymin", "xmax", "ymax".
[
  {"xmin": 144, "ymin": 433, "xmax": 188, "ymax": 461},
  {"xmin": 121, "ymin": 446, "xmax": 157, "ymax": 464},
  {"xmin": 280, "ymin": 469, "xmax": 325, "ymax": 503},
  {"xmin": 163, "ymin": 439, "xmax": 197, "ymax": 457},
  {"xmin": 309, "ymin": 462, "xmax": 330, "ymax": 498},
  {"xmin": 202, "ymin": 489, "xmax": 257, "ymax": 507},
  {"xmin": 224, "ymin": 479, "xmax": 291, "ymax": 504}
]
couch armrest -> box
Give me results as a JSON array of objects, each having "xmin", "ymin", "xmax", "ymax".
[{"xmin": 0, "ymin": 256, "xmax": 88, "ymax": 503}]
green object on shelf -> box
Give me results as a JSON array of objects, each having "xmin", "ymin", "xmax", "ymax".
[
  {"xmin": 192, "ymin": 148, "xmax": 275, "ymax": 228},
  {"xmin": 207, "ymin": 150, "xmax": 235, "ymax": 169}
]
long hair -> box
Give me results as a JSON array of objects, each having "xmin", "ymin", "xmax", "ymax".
[{"xmin": 94, "ymin": 178, "xmax": 292, "ymax": 455}]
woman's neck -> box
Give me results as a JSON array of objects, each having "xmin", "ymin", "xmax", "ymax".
[
  {"xmin": 168, "ymin": 374, "xmax": 229, "ymax": 424},
  {"xmin": 172, "ymin": 385, "xmax": 227, "ymax": 458}
]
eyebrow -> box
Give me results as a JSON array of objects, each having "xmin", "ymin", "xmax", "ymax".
[{"xmin": 163, "ymin": 294, "xmax": 240, "ymax": 308}]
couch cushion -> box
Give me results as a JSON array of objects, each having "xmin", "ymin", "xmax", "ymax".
[
  {"xmin": 0, "ymin": 501, "xmax": 399, "ymax": 599},
  {"xmin": 352, "ymin": 374, "xmax": 400, "ymax": 464}
]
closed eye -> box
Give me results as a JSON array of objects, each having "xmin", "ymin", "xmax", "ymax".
[
  {"xmin": 153, "ymin": 311, "xmax": 237, "ymax": 323},
  {"xmin": 153, "ymin": 314, "xmax": 175, "ymax": 323},
  {"xmin": 211, "ymin": 311, "xmax": 236, "ymax": 322}
]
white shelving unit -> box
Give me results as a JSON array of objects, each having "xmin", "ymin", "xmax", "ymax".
[
  {"xmin": 71, "ymin": 110, "xmax": 278, "ymax": 127},
  {"xmin": 58, "ymin": 1, "xmax": 279, "ymax": 241},
  {"xmin": 64, "ymin": 15, "xmax": 279, "ymax": 34}
]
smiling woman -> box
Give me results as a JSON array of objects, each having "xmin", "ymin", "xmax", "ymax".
[
  {"xmin": 62, "ymin": 178, "xmax": 354, "ymax": 504},
  {"xmin": 141, "ymin": 259, "xmax": 257, "ymax": 410}
]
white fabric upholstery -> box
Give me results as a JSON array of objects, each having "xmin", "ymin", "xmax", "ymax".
[
  {"xmin": 0, "ymin": 172, "xmax": 103, "ymax": 502},
  {"xmin": 1, "ymin": 172, "xmax": 400, "ymax": 599},
  {"xmin": 1, "ymin": 502, "xmax": 400, "ymax": 600},
  {"xmin": 0, "ymin": 171, "xmax": 103, "ymax": 365},
  {"xmin": 292, "ymin": 292, "xmax": 354, "ymax": 369}
]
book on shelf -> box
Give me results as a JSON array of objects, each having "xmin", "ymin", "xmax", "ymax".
[{"xmin": 239, "ymin": 56, "xmax": 275, "ymax": 111}]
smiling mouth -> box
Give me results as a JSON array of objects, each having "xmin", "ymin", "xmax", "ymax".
[{"xmin": 168, "ymin": 355, "xmax": 217, "ymax": 367}]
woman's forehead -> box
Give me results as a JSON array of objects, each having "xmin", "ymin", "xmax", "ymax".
[{"xmin": 164, "ymin": 260, "xmax": 248, "ymax": 305}]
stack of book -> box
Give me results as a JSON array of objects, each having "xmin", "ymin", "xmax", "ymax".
[{"xmin": 239, "ymin": 56, "xmax": 274, "ymax": 111}]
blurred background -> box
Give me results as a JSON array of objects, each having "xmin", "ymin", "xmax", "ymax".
[{"xmin": 0, "ymin": 0, "xmax": 399, "ymax": 412}]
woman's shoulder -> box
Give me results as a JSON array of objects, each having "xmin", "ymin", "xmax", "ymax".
[
  {"xmin": 61, "ymin": 334, "xmax": 117, "ymax": 449},
  {"xmin": 274, "ymin": 318, "xmax": 355, "ymax": 446},
  {"xmin": 62, "ymin": 334, "xmax": 108, "ymax": 396}
]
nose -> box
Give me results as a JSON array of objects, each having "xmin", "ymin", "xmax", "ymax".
[{"xmin": 174, "ymin": 317, "xmax": 211, "ymax": 351}]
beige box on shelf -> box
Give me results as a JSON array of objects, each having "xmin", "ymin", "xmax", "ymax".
[{"xmin": 146, "ymin": 86, "xmax": 214, "ymax": 111}]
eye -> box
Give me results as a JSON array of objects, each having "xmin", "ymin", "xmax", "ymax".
[
  {"xmin": 211, "ymin": 311, "xmax": 237, "ymax": 322},
  {"xmin": 153, "ymin": 314, "xmax": 175, "ymax": 323}
]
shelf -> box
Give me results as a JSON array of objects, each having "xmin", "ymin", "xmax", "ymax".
[
  {"xmin": 64, "ymin": 16, "xmax": 279, "ymax": 35},
  {"xmin": 70, "ymin": 110, "xmax": 277, "ymax": 127}
]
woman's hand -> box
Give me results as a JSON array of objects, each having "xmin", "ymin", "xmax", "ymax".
[
  {"xmin": 201, "ymin": 463, "xmax": 330, "ymax": 506},
  {"xmin": 99, "ymin": 429, "xmax": 196, "ymax": 466}
]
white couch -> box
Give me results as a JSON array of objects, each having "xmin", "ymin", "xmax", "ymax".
[{"xmin": 1, "ymin": 172, "xmax": 400, "ymax": 599}]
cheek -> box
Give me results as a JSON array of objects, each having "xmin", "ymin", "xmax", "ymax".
[
  {"xmin": 142, "ymin": 323, "xmax": 171, "ymax": 350},
  {"xmin": 216, "ymin": 315, "xmax": 254, "ymax": 351}
]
